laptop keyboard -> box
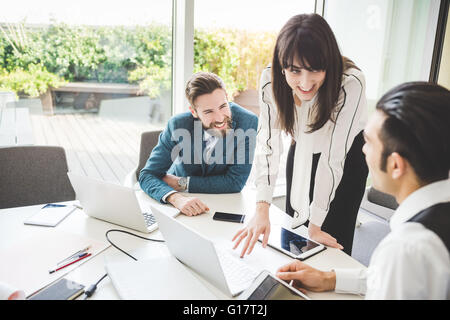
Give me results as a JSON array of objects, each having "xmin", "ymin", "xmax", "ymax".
[
  {"xmin": 142, "ymin": 212, "xmax": 157, "ymax": 227},
  {"xmin": 216, "ymin": 249, "xmax": 259, "ymax": 295}
]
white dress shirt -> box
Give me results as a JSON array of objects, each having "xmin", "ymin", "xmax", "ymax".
[{"xmin": 334, "ymin": 179, "xmax": 450, "ymax": 299}]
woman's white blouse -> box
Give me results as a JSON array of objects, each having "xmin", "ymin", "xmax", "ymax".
[{"xmin": 254, "ymin": 66, "xmax": 368, "ymax": 227}]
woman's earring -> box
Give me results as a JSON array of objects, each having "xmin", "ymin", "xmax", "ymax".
[{"xmin": 281, "ymin": 69, "xmax": 285, "ymax": 75}]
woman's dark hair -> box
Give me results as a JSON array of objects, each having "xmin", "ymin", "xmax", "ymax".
[
  {"xmin": 376, "ymin": 81, "xmax": 450, "ymax": 183},
  {"xmin": 272, "ymin": 13, "xmax": 358, "ymax": 135}
]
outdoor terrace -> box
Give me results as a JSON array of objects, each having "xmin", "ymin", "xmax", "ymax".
[{"xmin": 29, "ymin": 112, "xmax": 161, "ymax": 184}]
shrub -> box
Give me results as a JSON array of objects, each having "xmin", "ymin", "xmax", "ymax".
[
  {"xmin": 0, "ymin": 22, "xmax": 276, "ymax": 98},
  {"xmin": 128, "ymin": 64, "xmax": 171, "ymax": 99},
  {"xmin": 194, "ymin": 28, "xmax": 276, "ymax": 97},
  {"xmin": 194, "ymin": 29, "xmax": 240, "ymax": 95},
  {"xmin": 0, "ymin": 64, "xmax": 65, "ymax": 97}
]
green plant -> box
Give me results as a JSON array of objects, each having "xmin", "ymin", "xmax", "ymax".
[
  {"xmin": 194, "ymin": 29, "xmax": 240, "ymax": 96},
  {"xmin": 0, "ymin": 21, "xmax": 42, "ymax": 72},
  {"xmin": 0, "ymin": 21, "xmax": 276, "ymax": 100},
  {"xmin": 37, "ymin": 23, "xmax": 106, "ymax": 81},
  {"xmin": 0, "ymin": 22, "xmax": 172, "ymax": 97},
  {"xmin": 194, "ymin": 28, "xmax": 276, "ymax": 97},
  {"xmin": 0, "ymin": 64, "xmax": 65, "ymax": 97},
  {"xmin": 232, "ymin": 30, "xmax": 276, "ymax": 92},
  {"xmin": 0, "ymin": 21, "xmax": 31, "ymax": 56},
  {"xmin": 128, "ymin": 64, "xmax": 171, "ymax": 99}
]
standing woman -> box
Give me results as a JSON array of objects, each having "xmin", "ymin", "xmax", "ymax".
[{"xmin": 233, "ymin": 13, "xmax": 368, "ymax": 256}]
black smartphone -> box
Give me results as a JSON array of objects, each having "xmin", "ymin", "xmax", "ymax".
[{"xmin": 213, "ymin": 211, "xmax": 245, "ymax": 223}]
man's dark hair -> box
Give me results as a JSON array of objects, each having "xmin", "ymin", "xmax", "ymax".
[
  {"xmin": 185, "ymin": 72, "xmax": 226, "ymax": 107},
  {"xmin": 376, "ymin": 81, "xmax": 450, "ymax": 183}
]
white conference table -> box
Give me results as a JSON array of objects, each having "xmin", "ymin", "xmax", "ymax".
[{"xmin": 0, "ymin": 187, "xmax": 365, "ymax": 300}]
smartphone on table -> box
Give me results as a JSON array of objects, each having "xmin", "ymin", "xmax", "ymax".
[{"xmin": 213, "ymin": 211, "xmax": 245, "ymax": 223}]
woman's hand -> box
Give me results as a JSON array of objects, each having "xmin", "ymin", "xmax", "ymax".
[
  {"xmin": 308, "ymin": 223, "xmax": 344, "ymax": 250},
  {"xmin": 232, "ymin": 202, "xmax": 271, "ymax": 258}
]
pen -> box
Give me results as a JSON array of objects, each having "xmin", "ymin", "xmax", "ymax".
[
  {"xmin": 57, "ymin": 252, "xmax": 89, "ymax": 266},
  {"xmin": 49, "ymin": 253, "xmax": 92, "ymax": 274},
  {"xmin": 57, "ymin": 245, "xmax": 91, "ymax": 265}
]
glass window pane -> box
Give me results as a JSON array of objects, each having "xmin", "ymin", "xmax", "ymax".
[
  {"xmin": 1, "ymin": 1, "xmax": 173, "ymax": 184},
  {"xmin": 438, "ymin": 15, "xmax": 450, "ymax": 89},
  {"xmin": 194, "ymin": 0, "xmax": 316, "ymax": 192},
  {"xmin": 324, "ymin": 0, "xmax": 439, "ymax": 108},
  {"xmin": 194, "ymin": 0, "xmax": 316, "ymax": 113}
]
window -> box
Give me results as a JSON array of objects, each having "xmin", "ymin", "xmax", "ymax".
[
  {"xmin": 438, "ymin": 8, "xmax": 450, "ymax": 89},
  {"xmin": 194, "ymin": 0, "xmax": 316, "ymax": 194},
  {"xmin": 194, "ymin": 0, "xmax": 316, "ymax": 114},
  {"xmin": 324, "ymin": 0, "xmax": 440, "ymax": 108},
  {"xmin": 1, "ymin": 0, "xmax": 173, "ymax": 124},
  {"xmin": 1, "ymin": 0, "xmax": 173, "ymax": 184}
]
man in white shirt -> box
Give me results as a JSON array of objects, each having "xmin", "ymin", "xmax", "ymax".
[{"xmin": 276, "ymin": 82, "xmax": 450, "ymax": 299}]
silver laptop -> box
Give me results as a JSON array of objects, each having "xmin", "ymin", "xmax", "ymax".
[
  {"xmin": 151, "ymin": 205, "xmax": 259, "ymax": 297},
  {"xmin": 68, "ymin": 172, "xmax": 164, "ymax": 233}
]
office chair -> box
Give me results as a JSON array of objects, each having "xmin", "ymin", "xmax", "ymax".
[
  {"xmin": 0, "ymin": 146, "xmax": 75, "ymax": 209},
  {"xmin": 352, "ymin": 187, "xmax": 397, "ymax": 266},
  {"xmin": 123, "ymin": 130, "xmax": 162, "ymax": 188},
  {"xmin": 361, "ymin": 186, "xmax": 398, "ymax": 221}
]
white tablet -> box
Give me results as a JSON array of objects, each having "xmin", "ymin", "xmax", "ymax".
[
  {"xmin": 259, "ymin": 225, "xmax": 326, "ymax": 260},
  {"xmin": 239, "ymin": 270, "xmax": 310, "ymax": 300}
]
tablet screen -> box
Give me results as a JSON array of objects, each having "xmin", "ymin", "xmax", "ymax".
[
  {"xmin": 247, "ymin": 275, "xmax": 305, "ymax": 300},
  {"xmin": 268, "ymin": 226, "xmax": 321, "ymax": 257}
]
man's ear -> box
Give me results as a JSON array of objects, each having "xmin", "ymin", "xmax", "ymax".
[
  {"xmin": 390, "ymin": 152, "xmax": 407, "ymax": 180},
  {"xmin": 189, "ymin": 106, "xmax": 198, "ymax": 118}
]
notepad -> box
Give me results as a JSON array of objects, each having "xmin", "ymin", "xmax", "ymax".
[{"xmin": 24, "ymin": 204, "xmax": 78, "ymax": 227}]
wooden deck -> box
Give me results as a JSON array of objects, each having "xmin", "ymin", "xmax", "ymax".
[{"xmin": 30, "ymin": 113, "xmax": 162, "ymax": 184}]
